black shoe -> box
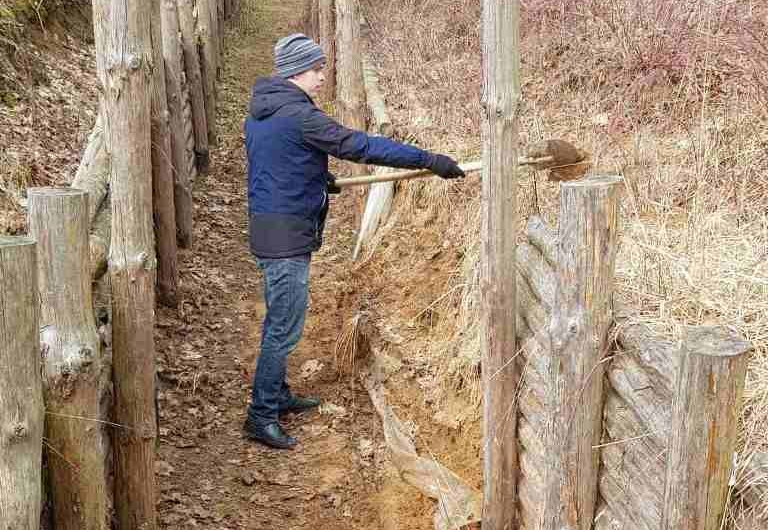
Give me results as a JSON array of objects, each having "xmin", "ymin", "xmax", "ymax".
[
  {"xmin": 279, "ymin": 396, "xmax": 320, "ymax": 414},
  {"xmin": 243, "ymin": 420, "xmax": 297, "ymax": 450}
]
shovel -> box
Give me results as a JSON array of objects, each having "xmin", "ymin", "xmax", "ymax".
[{"xmin": 333, "ymin": 139, "xmax": 590, "ymax": 188}]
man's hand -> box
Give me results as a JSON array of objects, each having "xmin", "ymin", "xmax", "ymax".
[
  {"xmin": 326, "ymin": 173, "xmax": 342, "ymax": 194},
  {"xmin": 428, "ymin": 154, "xmax": 465, "ymax": 179}
]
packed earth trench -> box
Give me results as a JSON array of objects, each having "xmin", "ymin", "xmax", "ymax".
[{"xmin": 155, "ymin": 1, "xmax": 389, "ymax": 528}]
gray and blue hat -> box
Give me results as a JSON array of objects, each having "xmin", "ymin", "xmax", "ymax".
[{"xmin": 274, "ymin": 33, "xmax": 326, "ymax": 79}]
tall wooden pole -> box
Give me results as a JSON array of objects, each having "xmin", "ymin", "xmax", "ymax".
[
  {"xmin": 309, "ymin": 0, "xmax": 320, "ymax": 40},
  {"xmin": 541, "ymin": 176, "xmax": 622, "ymax": 530},
  {"xmin": 217, "ymin": 0, "xmax": 225, "ymax": 77},
  {"xmin": 161, "ymin": 0, "xmax": 194, "ymax": 249},
  {"xmin": 480, "ymin": 0, "xmax": 520, "ymax": 528},
  {"xmin": 149, "ymin": 0, "xmax": 180, "ymax": 306},
  {"xmin": 335, "ymin": 0, "xmax": 367, "ymax": 225},
  {"xmin": 318, "ymin": 0, "xmax": 336, "ymax": 101},
  {"xmin": 177, "ymin": 0, "xmax": 210, "ymax": 173},
  {"xmin": 27, "ymin": 188, "xmax": 110, "ymax": 530},
  {"xmin": 0, "ymin": 236, "xmax": 43, "ymax": 530},
  {"xmin": 92, "ymin": 0, "xmax": 158, "ymax": 528},
  {"xmin": 662, "ymin": 327, "xmax": 750, "ymax": 530},
  {"xmin": 196, "ymin": 0, "xmax": 218, "ymax": 146}
]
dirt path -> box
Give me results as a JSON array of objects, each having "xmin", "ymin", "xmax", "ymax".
[{"xmin": 155, "ymin": 2, "xmax": 384, "ymax": 528}]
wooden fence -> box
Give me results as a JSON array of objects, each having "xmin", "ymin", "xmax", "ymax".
[
  {"xmin": 515, "ymin": 181, "xmax": 764, "ymax": 529},
  {"xmin": 0, "ymin": 1, "xmax": 239, "ymax": 529}
]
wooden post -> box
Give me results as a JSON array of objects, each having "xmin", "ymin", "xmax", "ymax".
[
  {"xmin": 217, "ymin": 0, "xmax": 225, "ymax": 77},
  {"xmin": 91, "ymin": 0, "xmax": 158, "ymax": 528},
  {"xmin": 71, "ymin": 110, "xmax": 110, "ymax": 223},
  {"xmin": 335, "ymin": 0, "xmax": 367, "ymax": 225},
  {"xmin": 196, "ymin": 0, "xmax": 218, "ymax": 147},
  {"xmin": 480, "ymin": 0, "xmax": 520, "ymax": 528},
  {"xmin": 161, "ymin": 0, "xmax": 194, "ymax": 249},
  {"xmin": 177, "ymin": 0, "xmax": 210, "ymax": 173},
  {"xmin": 150, "ymin": 0, "xmax": 180, "ymax": 306},
  {"xmin": 318, "ymin": 0, "xmax": 336, "ymax": 102},
  {"xmin": 662, "ymin": 327, "xmax": 750, "ymax": 530},
  {"xmin": 0, "ymin": 236, "xmax": 43, "ymax": 530},
  {"xmin": 27, "ymin": 188, "xmax": 110, "ymax": 530},
  {"xmin": 181, "ymin": 77, "xmax": 200, "ymax": 186},
  {"xmin": 352, "ymin": 52, "xmax": 394, "ymax": 261},
  {"xmin": 89, "ymin": 194, "xmax": 111, "ymax": 279},
  {"xmin": 541, "ymin": 176, "xmax": 623, "ymax": 530},
  {"xmin": 309, "ymin": 0, "xmax": 320, "ymax": 39}
]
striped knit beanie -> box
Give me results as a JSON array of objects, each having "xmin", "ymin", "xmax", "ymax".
[{"xmin": 273, "ymin": 33, "xmax": 326, "ymax": 79}]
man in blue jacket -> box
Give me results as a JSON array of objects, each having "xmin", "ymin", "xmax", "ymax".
[{"xmin": 244, "ymin": 33, "xmax": 464, "ymax": 449}]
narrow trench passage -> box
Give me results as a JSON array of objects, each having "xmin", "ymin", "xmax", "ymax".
[{"xmin": 154, "ymin": 1, "xmax": 385, "ymax": 528}]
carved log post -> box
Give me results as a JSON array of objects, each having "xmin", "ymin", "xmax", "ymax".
[
  {"xmin": 149, "ymin": 0, "xmax": 180, "ymax": 306},
  {"xmin": 27, "ymin": 188, "xmax": 110, "ymax": 530},
  {"xmin": 0, "ymin": 236, "xmax": 43, "ymax": 530},
  {"xmin": 542, "ymin": 176, "xmax": 623, "ymax": 530},
  {"xmin": 196, "ymin": 0, "xmax": 218, "ymax": 146},
  {"xmin": 92, "ymin": 0, "xmax": 158, "ymax": 527},
  {"xmin": 662, "ymin": 327, "xmax": 750, "ymax": 530},
  {"xmin": 480, "ymin": 0, "xmax": 521, "ymax": 528},
  {"xmin": 177, "ymin": 0, "xmax": 210, "ymax": 173},
  {"xmin": 335, "ymin": 0, "xmax": 367, "ymax": 225},
  {"xmin": 161, "ymin": 0, "xmax": 194, "ymax": 249},
  {"xmin": 318, "ymin": 0, "xmax": 336, "ymax": 101}
]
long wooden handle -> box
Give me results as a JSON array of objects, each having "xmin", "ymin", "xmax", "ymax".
[{"xmin": 334, "ymin": 156, "xmax": 553, "ymax": 188}]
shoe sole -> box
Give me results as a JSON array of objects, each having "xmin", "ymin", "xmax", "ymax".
[
  {"xmin": 243, "ymin": 430, "xmax": 297, "ymax": 450},
  {"xmin": 278, "ymin": 405, "xmax": 319, "ymax": 415}
]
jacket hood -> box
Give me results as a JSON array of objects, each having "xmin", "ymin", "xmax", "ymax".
[{"xmin": 249, "ymin": 77, "xmax": 313, "ymax": 120}]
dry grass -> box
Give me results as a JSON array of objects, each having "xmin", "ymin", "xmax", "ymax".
[{"xmin": 333, "ymin": 313, "xmax": 372, "ymax": 378}]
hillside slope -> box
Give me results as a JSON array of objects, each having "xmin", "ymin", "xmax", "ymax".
[{"xmin": 349, "ymin": 0, "xmax": 767, "ymax": 526}]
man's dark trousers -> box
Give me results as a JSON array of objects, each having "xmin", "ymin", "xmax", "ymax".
[{"xmin": 247, "ymin": 253, "xmax": 311, "ymax": 426}]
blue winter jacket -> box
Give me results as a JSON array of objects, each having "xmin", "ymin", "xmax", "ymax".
[{"xmin": 245, "ymin": 77, "xmax": 435, "ymax": 258}]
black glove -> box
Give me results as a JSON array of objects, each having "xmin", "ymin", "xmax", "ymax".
[
  {"xmin": 428, "ymin": 154, "xmax": 465, "ymax": 179},
  {"xmin": 326, "ymin": 173, "xmax": 342, "ymax": 194}
]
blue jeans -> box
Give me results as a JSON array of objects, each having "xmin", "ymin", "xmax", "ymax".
[{"xmin": 247, "ymin": 254, "xmax": 311, "ymax": 426}]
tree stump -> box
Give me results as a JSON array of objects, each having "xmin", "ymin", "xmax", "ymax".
[{"xmin": 0, "ymin": 236, "xmax": 43, "ymax": 530}]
